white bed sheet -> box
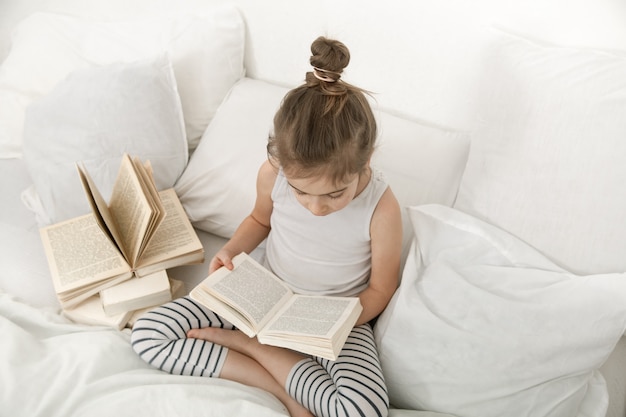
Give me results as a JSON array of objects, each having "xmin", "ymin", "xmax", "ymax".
[{"xmin": 0, "ymin": 291, "xmax": 293, "ymax": 417}]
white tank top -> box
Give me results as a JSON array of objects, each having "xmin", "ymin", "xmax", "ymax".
[{"xmin": 264, "ymin": 168, "xmax": 388, "ymax": 297}]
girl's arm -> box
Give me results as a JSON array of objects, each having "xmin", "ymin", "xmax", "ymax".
[
  {"xmin": 357, "ymin": 187, "xmax": 403, "ymax": 325},
  {"xmin": 209, "ymin": 160, "xmax": 277, "ymax": 274}
]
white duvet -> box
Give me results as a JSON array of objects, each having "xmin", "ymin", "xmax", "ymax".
[
  {"xmin": 0, "ymin": 291, "xmax": 289, "ymax": 417},
  {"xmin": 0, "ymin": 291, "xmax": 447, "ymax": 417}
]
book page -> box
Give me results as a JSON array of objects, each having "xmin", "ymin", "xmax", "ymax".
[
  {"xmin": 198, "ymin": 253, "xmax": 293, "ymax": 331},
  {"xmin": 135, "ymin": 188, "xmax": 203, "ymax": 267},
  {"xmin": 77, "ymin": 163, "xmax": 126, "ymax": 257},
  {"xmin": 108, "ymin": 154, "xmax": 154, "ymax": 266},
  {"xmin": 131, "ymin": 156, "xmax": 165, "ymax": 259},
  {"xmin": 258, "ymin": 295, "xmax": 362, "ymax": 360},
  {"xmin": 40, "ymin": 214, "xmax": 132, "ymax": 294},
  {"xmin": 264, "ymin": 296, "xmax": 360, "ymax": 337}
]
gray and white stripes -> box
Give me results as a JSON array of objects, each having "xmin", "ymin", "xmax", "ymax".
[
  {"xmin": 131, "ymin": 296, "xmax": 389, "ymax": 417},
  {"xmin": 287, "ymin": 324, "xmax": 389, "ymax": 417},
  {"xmin": 131, "ymin": 297, "xmax": 232, "ymax": 377}
]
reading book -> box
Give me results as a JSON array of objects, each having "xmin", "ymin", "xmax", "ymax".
[
  {"xmin": 40, "ymin": 154, "xmax": 204, "ymax": 308},
  {"xmin": 190, "ymin": 252, "xmax": 362, "ymax": 360}
]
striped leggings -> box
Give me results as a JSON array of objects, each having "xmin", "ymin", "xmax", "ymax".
[{"xmin": 131, "ymin": 296, "xmax": 389, "ymax": 417}]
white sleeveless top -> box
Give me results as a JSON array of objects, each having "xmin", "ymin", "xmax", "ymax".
[{"xmin": 264, "ymin": 168, "xmax": 388, "ymax": 297}]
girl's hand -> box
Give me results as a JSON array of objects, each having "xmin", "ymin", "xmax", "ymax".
[{"xmin": 208, "ymin": 249, "xmax": 236, "ymax": 274}]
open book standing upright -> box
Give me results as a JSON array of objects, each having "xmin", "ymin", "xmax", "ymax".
[
  {"xmin": 40, "ymin": 153, "xmax": 204, "ymax": 308},
  {"xmin": 190, "ymin": 252, "xmax": 362, "ymax": 360}
]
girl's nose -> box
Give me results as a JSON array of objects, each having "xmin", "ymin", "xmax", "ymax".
[{"xmin": 307, "ymin": 197, "xmax": 327, "ymax": 216}]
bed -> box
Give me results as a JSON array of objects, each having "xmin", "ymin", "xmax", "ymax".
[{"xmin": 1, "ymin": 1, "xmax": 625, "ymax": 417}]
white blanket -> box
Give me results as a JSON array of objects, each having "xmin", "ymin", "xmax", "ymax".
[
  {"xmin": 0, "ymin": 291, "xmax": 289, "ymax": 417},
  {"xmin": 1, "ymin": 291, "xmax": 448, "ymax": 417}
]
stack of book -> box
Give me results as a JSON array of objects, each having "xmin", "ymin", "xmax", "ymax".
[
  {"xmin": 63, "ymin": 270, "xmax": 186, "ymax": 330},
  {"xmin": 39, "ymin": 153, "xmax": 204, "ymax": 330}
]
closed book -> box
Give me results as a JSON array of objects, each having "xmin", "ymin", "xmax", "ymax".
[
  {"xmin": 100, "ymin": 269, "xmax": 171, "ymax": 316},
  {"xmin": 126, "ymin": 278, "xmax": 186, "ymax": 328},
  {"xmin": 63, "ymin": 294, "xmax": 133, "ymax": 330}
]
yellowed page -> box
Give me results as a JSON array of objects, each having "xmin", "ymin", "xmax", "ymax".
[
  {"xmin": 40, "ymin": 214, "xmax": 132, "ymax": 295},
  {"xmin": 258, "ymin": 296, "xmax": 362, "ymax": 360},
  {"xmin": 108, "ymin": 154, "xmax": 153, "ymax": 266},
  {"xmin": 131, "ymin": 156, "xmax": 165, "ymax": 259},
  {"xmin": 76, "ymin": 163, "xmax": 125, "ymax": 256},
  {"xmin": 190, "ymin": 252, "xmax": 293, "ymax": 336},
  {"xmin": 135, "ymin": 188, "xmax": 203, "ymax": 270},
  {"xmin": 263, "ymin": 296, "xmax": 360, "ymax": 337}
]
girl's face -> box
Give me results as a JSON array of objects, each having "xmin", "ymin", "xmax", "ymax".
[{"xmin": 286, "ymin": 173, "xmax": 360, "ymax": 216}]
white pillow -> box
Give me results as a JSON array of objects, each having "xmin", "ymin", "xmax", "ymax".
[
  {"xmin": 22, "ymin": 55, "xmax": 187, "ymax": 225},
  {"xmin": 371, "ymin": 111, "xmax": 470, "ymax": 264},
  {"xmin": 175, "ymin": 78, "xmax": 290, "ymax": 238},
  {"xmin": 375, "ymin": 204, "xmax": 626, "ymax": 417},
  {"xmin": 176, "ymin": 77, "xmax": 471, "ymax": 240},
  {"xmin": 0, "ymin": 6, "xmax": 244, "ymax": 157},
  {"xmin": 454, "ymin": 28, "xmax": 626, "ymax": 275}
]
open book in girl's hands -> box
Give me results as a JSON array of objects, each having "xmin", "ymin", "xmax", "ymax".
[{"xmin": 189, "ymin": 252, "xmax": 362, "ymax": 360}]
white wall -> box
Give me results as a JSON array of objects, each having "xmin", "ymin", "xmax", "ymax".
[{"xmin": 2, "ymin": 0, "xmax": 626, "ymax": 130}]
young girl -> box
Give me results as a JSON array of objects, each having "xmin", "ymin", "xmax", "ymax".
[{"xmin": 131, "ymin": 36, "xmax": 402, "ymax": 417}]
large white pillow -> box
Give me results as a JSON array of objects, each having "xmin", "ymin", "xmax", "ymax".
[
  {"xmin": 454, "ymin": 28, "xmax": 626, "ymax": 275},
  {"xmin": 176, "ymin": 77, "xmax": 470, "ymax": 241},
  {"xmin": 175, "ymin": 78, "xmax": 290, "ymax": 238},
  {"xmin": 0, "ymin": 5, "xmax": 244, "ymax": 157},
  {"xmin": 374, "ymin": 204, "xmax": 626, "ymax": 417},
  {"xmin": 21, "ymin": 55, "xmax": 187, "ymax": 225},
  {"xmin": 371, "ymin": 112, "xmax": 470, "ymax": 263}
]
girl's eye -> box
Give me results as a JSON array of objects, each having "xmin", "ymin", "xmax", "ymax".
[
  {"xmin": 328, "ymin": 193, "xmax": 343, "ymax": 200},
  {"xmin": 293, "ymin": 189, "xmax": 306, "ymax": 196}
]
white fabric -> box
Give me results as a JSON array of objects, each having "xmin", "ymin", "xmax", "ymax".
[
  {"xmin": 1, "ymin": 157, "xmax": 620, "ymax": 417},
  {"xmin": 370, "ymin": 110, "xmax": 470, "ymax": 266},
  {"xmin": 265, "ymin": 169, "xmax": 388, "ymax": 297},
  {"xmin": 0, "ymin": 6, "xmax": 244, "ymax": 157},
  {"xmin": 0, "ymin": 160, "xmax": 59, "ymax": 310},
  {"xmin": 176, "ymin": 78, "xmax": 471, "ymax": 242},
  {"xmin": 0, "ymin": 291, "xmax": 290, "ymax": 417},
  {"xmin": 21, "ymin": 55, "xmax": 187, "ymax": 225},
  {"xmin": 0, "ymin": 287, "xmax": 450, "ymax": 417},
  {"xmin": 3, "ymin": 1, "xmax": 626, "ymax": 135},
  {"xmin": 454, "ymin": 28, "xmax": 626, "ymax": 275},
  {"xmin": 175, "ymin": 78, "xmax": 291, "ymax": 238},
  {"xmin": 374, "ymin": 204, "xmax": 626, "ymax": 417}
]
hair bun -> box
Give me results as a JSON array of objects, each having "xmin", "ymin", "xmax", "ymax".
[{"xmin": 309, "ymin": 37, "xmax": 350, "ymax": 83}]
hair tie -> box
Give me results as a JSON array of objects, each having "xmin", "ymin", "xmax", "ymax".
[{"xmin": 313, "ymin": 67, "xmax": 340, "ymax": 83}]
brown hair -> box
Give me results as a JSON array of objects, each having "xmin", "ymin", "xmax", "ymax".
[{"xmin": 267, "ymin": 36, "xmax": 377, "ymax": 185}]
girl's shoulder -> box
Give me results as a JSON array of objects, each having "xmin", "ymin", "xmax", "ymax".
[{"xmin": 370, "ymin": 168, "xmax": 401, "ymax": 223}]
